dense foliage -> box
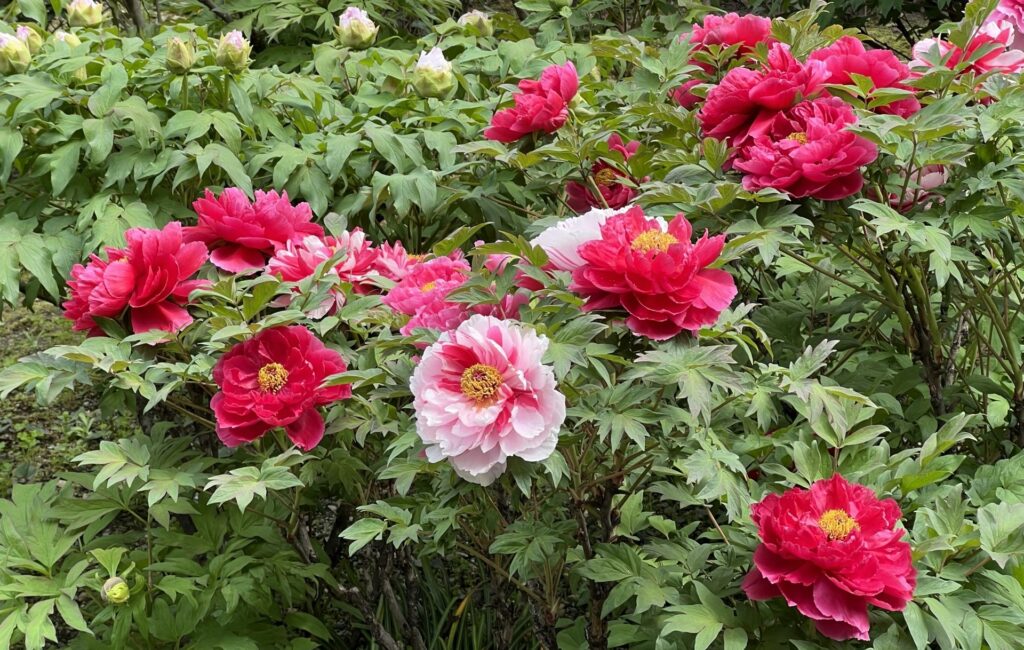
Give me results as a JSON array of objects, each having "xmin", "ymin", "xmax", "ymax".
[{"xmin": 2, "ymin": 0, "xmax": 1024, "ymax": 649}]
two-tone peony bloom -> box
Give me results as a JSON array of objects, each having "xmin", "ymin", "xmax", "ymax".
[
  {"xmin": 410, "ymin": 315, "xmax": 566, "ymax": 485},
  {"xmin": 911, "ymin": 20, "xmax": 1024, "ymax": 76},
  {"xmin": 484, "ymin": 61, "xmax": 579, "ymax": 143},
  {"xmin": 565, "ymin": 134, "xmax": 642, "ymax": 213},
  {"xmin": 185, "ymin": 188, "xmax": 324, "ymax": 274},
  {"xmin": 63, "ymin": 222, "xmax": 209, "ymax": 336},
  {"xmin": 743, "ymin": 474, "xmax": 916, "ymax": 641},
  {"xmin": 211, "ymin": 325, "xmax": 351, "ymax": 450},
  {"xmin": 570, "ymin": 206, "xmax": 736, "ymax": 340},
  {"xmin": 985, "ymin": 0, "xmax": 1024, "ymax": 50}
]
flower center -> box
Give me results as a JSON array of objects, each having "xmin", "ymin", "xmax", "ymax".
[
  {"xmin": 421, "ymin": 281, "xmax": 437, "ymax": 292},
  {"xmin": 258, "ymin": 362, "xmax": 289, "ymax": 393},
  {"xmin": 594, "ymin": 167, "xmax": 618, "ymax": 186},
  {"xmin": 788, "ymin": 132, "xmax": 809, "ymax": 144},
  {"xmin": 408, "ymin": 254, "xmax": 426, "ymax": 262},
  {"xmin": 630, "ymin": 230, "xmax": 678, "ymax": 255},
  {"xmin": 818, "ymin": 508, "xmax": 859, "ymax": 541},
  {"xmin": 460, "ymin": 363, "xmax": 502, "ymax": 402}
]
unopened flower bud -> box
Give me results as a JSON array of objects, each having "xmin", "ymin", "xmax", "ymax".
[
  {"xmin": 0, "ymin": 33, "xmax": 31, "ymax": 75},
  {"xmin": 67, "ymin": 0, "xmax": 104, "ymax": 27},
  {"xmin": 16, "ymin": 25, "xmax": 43, "ymax": 54},
  {"xmin": 166, "ymin": 37, "xmax": 195, "ymax": 74},
  {"xmin": 102, "ymin": 577, "xmax": 130, "ymax": 604},
  {"xmin": 412, "ymin": 47, "xmax": 454, "ymax": 99},
  {"xmin": 457, "ymin": 10, "xmax": 493, "ymax": 37},
  {"xmin": 216, "ymin": 30, "xmax": 251, "ymax": 72},
  {"xmin": 335, "ymin": 6, "xmax": 378, "ymax": 49},
  {"xmin": 53, "ymin": 30, "xmax": 83, "ymax": 48}
]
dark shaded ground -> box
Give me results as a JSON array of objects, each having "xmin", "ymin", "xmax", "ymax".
[{"xmin": 0, "ymin": 303, "xmax": 135, "ymax": 496}]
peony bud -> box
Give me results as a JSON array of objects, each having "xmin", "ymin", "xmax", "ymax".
[
  {"xmin": 53, "ymin": 30, "xmax": 83, "ymax": 48},
  {"xmin": 335, "ymin": 6, "xmax": 378, "ymax": 49},
  {"xmin": 15, "ymin": 25, "xmax": 43, "ymax": 54},
  {"xmin": 67, "ymin": 0, "xmax": 104, "ymax": 27},
  {"xmin": 166, "ymin": 37, "xmax": 195, "ymax": 74},
  {"xmin": 215, "ymin": 30, "xmax": 251, "ymax": 72},
  {"xmin": 412, "ymin": 47, "xmax": 454, "ymax": 99},
  {"xmin": 101, "ymin": 577, "xmax": 130, "ymax": 604},
  {"xmin": 457, "ymin": 10, "xmax": 493, "ymax": 37},
  {"xmin": 0, "ymin": 33, "xmax": 31, "ymax": 75}
]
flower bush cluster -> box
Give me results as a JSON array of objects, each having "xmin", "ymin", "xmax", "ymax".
[{"xmin": 2, "ymin": 1, "xmax": 1024, "ymax": 648}]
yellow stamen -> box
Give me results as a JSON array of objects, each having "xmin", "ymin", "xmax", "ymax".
[
  {"xmin": 788, "ymin": 132, "xmax": 809, "ymax": 144},
  {"xmin": 421, "ymin": 281, "xmax": 437, "ymax": 292},
  {"xmin": 594, "ymin": 167, "xmax": 617, "ymax": 186},
  {"xmin": 460, "ymin": 363, "xmax": 502, "ymax": 402},
  {"xmin": 818, "ymin": 508, "xmax": 859, "ymax": 540},
  {"xmin": 630, "ymin": 230, "xmax": 678, "ymax": 255},
  {"xmin": 258, "ymin": 362, "xmax": 289, "ymax": 393}
]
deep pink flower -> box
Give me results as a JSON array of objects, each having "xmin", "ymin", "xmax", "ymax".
[
  {"xmin": 689, "ymin": 12, "xmax": 774, "ymax": 51},
  {"xmin": 484, "ymin": 62, "xmax": 579, "ymax": 142},
  {"xmin": 210, "ymin": 325, "xmax": 351, "ymax": 450},
  {"xmin": 63, "ymin": 222, "xmax": 208, "ymax": 336},
  {"xmin": 986, "ymin": 0, "xmax": 1024, "ymax": 50},
  {"xmin": 672, "ymin": 79, "xmax": 705, "ymax": 109},
  {"xmin": 734, "ymin": 96, "xmax": 878, "ymax": 200},
  {"xmin": 743, "ymin": 474, "xmax": 916, "ymax": 641},
  {"xmin": 374, "ymin": 241, "xmax": 423, "ymax": 282},
  {"xmin": 808, "ymin": 37, "xmax": 920, "ymax": 118},
  {"xmin": 565, "ymin": 134, "xmax": 642, "ymax": 213},
  {"xmin": 699, "ymin": 43, "xmax": 829, "ymax": 148},
  {"xmin": 570, "ymin": 207, "xmax": 736, "ymax": 340},
  {"xmin": 382, "ymin": 256, "xmax": 471, "ymax": 335},
  {"xmin": 911, "ymin": 21, "xmax": 1024, "ymax": 76},
  {"xmin": 530, "ymin": 206, "xmax": 635, "ymax": 273},
  {"xmin": 185, "ymin": 188, "xmax": 324, "ymax": 273},
  {"xmin": 409, "ymin": 315, "xmax": 566, "ymax": 485},
  {"xmin": 516, "ymin": 61, "xmax": 579, "ymax": 102}
]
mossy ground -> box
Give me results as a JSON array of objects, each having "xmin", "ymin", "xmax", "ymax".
[{"xmin": 0, "ymin": 303, "xmax": 135, "ymax": 496}]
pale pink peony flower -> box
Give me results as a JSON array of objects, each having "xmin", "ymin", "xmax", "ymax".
[
  {"xmin": 985, "ymin": 0, "xmax": 1024, "ymax": 50},
  {"xmin": 374, "ymin": 241, "xmax": 423, "ymax": 281},
  {"xmin": 410, "ymin": 315, "xmax": 566, "ymax": 485},
  {"xmin": 530, "ymin": 206, "xmax": 666, "ymax": 272},
  {"xmin": 910, "ymin": 21, "xmax": 1024, "ymax": 76}
]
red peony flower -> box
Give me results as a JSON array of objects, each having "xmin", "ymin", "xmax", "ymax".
[
  {"xmin": 210, "ymin": 325, "xmax": 351, "ymax": 450},
  {"xmin": 672, "ymin": 79, "xmax": 705, "ymax": 109},
  {"xmin": 910, "ymin": 21, "xmax": 1024, "ymax": 76},
  {"xmin": 808, "ymin": 37, "xmax": 920, "ymax": 118},
  {"xmin": 742, "ymin": 474, "xmax": 916, "ymax": 641},
  {"xmin": 699, "ymin": 43, "xmax": 829, "ymax": 148},
  {"xmin": 63, "ymin": 222, "xmax": 208, "ymax": 336},
  {"xmin": 484, "ymin": 62, "xmax": 579, "ymax": 143},
  {"xmin": 185, "ymin": 188, "xmax": 324, "ymax": 273},
  {"xmin": 689, "ymin": 12, "xmax": 774, "ymax": 51},
  {"xmin": 565, "ymin": 134, "xmax": 641, "ymax": 213},
  {"xmin": 734, "ymin": 96, "xmax": 878, "ymax": 200},
  {"xmin": 382, "ymin": 256, "xmax": 471, "ymax": 335},
  {"xmin": 570, "ymin": 206, "xmax": 736, "ymax": 340}
]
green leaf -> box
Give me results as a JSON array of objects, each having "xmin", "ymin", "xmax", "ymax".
[
  {"xmin": 340, "ymin": 518, "xmax": 388, "ymax": 554},
  {"xmin": 977, "ymin": 502, "xmax": 1024, "ymax": 568}
]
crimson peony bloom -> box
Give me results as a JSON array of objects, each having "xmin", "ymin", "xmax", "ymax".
[
  {"xmin": 699, "ymin": 43, "xmax": 829, "ymax": 148},
  {"xmin": 910, "ymin": 21, "xmax": 1024, "ymax": 76},
  {"xmin": 570, "ymin": 206, "xmax": 736, "ymax": 340},
  {"xmin": 410, "ymin": 315, "xmax": 566, "ymax": 485},
  {"xmin": 743, "ymin": 474, "xmax": 916, "ymax": 641},
  {"xmin": 565, "ymin": 134, "xmax": 641, "ymax": 213},
  {"xmin": 382, "ymin": 256, "xmax": 471, "ymax": 335},
  {"xmin": 808, "ymin": 36, "xmax": 920, "ymax": 118},
  {"xmin": 734, "ymin": 97, "xmax": 878, "ymax": 200},
  {"xmin": 185, "ymin": 188, "xmax": 324, "ymax": 273},
  {"xmin": 211, "ymin": 325, "xmax": 351, "ymax": 450},
  {"xmin": 484, "ymin": 61, "xmax": 579, "ymax": 142},
  {"xmin": 63, "ymin": 222, "xmax": 208, "ymax": 336}
]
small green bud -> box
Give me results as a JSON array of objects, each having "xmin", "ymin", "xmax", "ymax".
[
  {"xmin": 166, "ymin": 37, "xmax": 195, "ymax": 74},
  {"xmin": 335, "ymin": 6, "xmax": 378, "ymax": 49},
  {"xmin": 412, "ymin": 47, "xmax": 454, "ymax": 99},
  {"xmin": 53, "ymin": 30, "xmax": 83, "ymax": 48},
  {"xmin": 0, "ymin": 33, "xmax": 31, "ymax": 75},
  {"xmin": 102, "ymin": 577, "xmax": 130, "ymax": 605},
  {"xmin": 67, "ymin": 0, "xmax": 105, "ymax": 27},
  {"xmin": 457, "ymin": 10, "xmax": 493, "ymax": 37},
  {"xmin": 15, "ymin": 25, "xmax": 43, "ymax": 54},
  {"xmin": 215, "ymin": 30, "xmax": 251, "ymax": 73}
]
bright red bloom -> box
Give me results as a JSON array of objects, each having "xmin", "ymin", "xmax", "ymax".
[
  {"xmin": 565, "ymin": 134, "xmax": 641, "ymax": 213},
  {"xmin": 570, "ymin": 207, "xmax": 736, "ymax": 340},
  {"xmin": 63, "ymin": 222, "xmax": 208, "ymax": 336},
  {"xmin": 382, "ymin": 256, "xmax": 471, "ymax": 335},
  {"xmin": 808, "ymin": 37, "xmax": 920, "ymax": 118},
  {"xmin": 185, "ymin": 188, "xmax": 324, "ymax": 273},
  {"xmin": 743, "ymin": 474, "xmax": 916, "ymax": 641},
  {"xmin": 211, "ymin": 326, "xmax": 351, "ymax": 450},
  {"xmin": 484, "ymin": 62, "xmax": 579, "ymax": 143},
  {"xmin": 911, "ymin": 21, "xmax": 1024, "ymax": 76},
  {"xmin": 734, "ymin": 96, "xmax": 878, "ymax": 200},
  {"xmin": 699, "ymin": 43, "xmax": 829, "ymax": 148}
]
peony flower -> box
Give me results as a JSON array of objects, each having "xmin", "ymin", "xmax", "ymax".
[
  {"xmin": 530, "ymin": 206, "xmax": 634, "ymax": 272},
  {"xmin": 15, "ymin": 25, "xmax": 42, "ymax": 54},
  {"xmin": 216, "ymin": 30, "xmax": 251, "ymax": 72},
  {"xmin": 211, "ymin": 326, "xmax": 351, "ymax": 450},
  {"xmin": 166, "ymin": 37, "xmax": 195, "ymax": 74},
  {"xmin": 565, "ymin": 134, "xmax": 641, "ymax": 213},
  {"xmin": 410, "ymin": 315, "xmax": 566, "ymax": 485},
  {"xmin": 734, "ymin": 96, "xmax": 878, "ymax": 200},
  {"xmin": 458, "ymin": 10, "xmax": 494, "ymax": 37},
  {"xmin": 0, "ymin": 33, "xmax": 31, "ymax": 75},
  {"xmin": 374, "ymin": 241, "xmax": 423, "ymax": 282},
  {"xmin": 570, "ymin": 207, "xmax": 736, "ymax": 340},
  {"xmin": 67, "ymin": 0, "xmax": 103, "ymax": 27},
  {"xmin": 185, "ymin": 188, "xmax": 324, "ymax": 274},
  {"xmin": 985, "ymin": 0, "xmax": 1024, "ymax": 50},
  {"xmin": 742, "ymin": 474, "xmax": 916, "ymax": 641},
  {"xmin": 53, "ymin": 30, "xmax": 82, "ymax": 47},
  {"xmin": 885, "ymin": 164, "xmax": 948, "ymax": 212},
  {"xmin": 412, "ymin": 47, "xmax": 455, "ymax": 98},
  {"xmin": 63, "ymin": 222, "xmax": 209, "ymax": 336},
  {"xmin": 484, "ymin": 61, "xmax": 578, "ymax": 143},
  {"xmin": 699, "ymin": 43, "xmax": 829, "ymax": 148},
  {"xmin": 910, "ymin": 21, "xmax": 1024, "ymax": 76},
  {"xmin": 808, "ymin": 36, "xmax": 920, "ymax": 118},
  {"xmin": 382, "ymin": 256, "xmax": 470, "ymax": 335},
  {"xmin": 672, "ymin": 79, "xmax": 704, "ymax": 109},
  {"xmin": 336, "ymin": 6, "xmax": 378, "ymax": 49}
]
